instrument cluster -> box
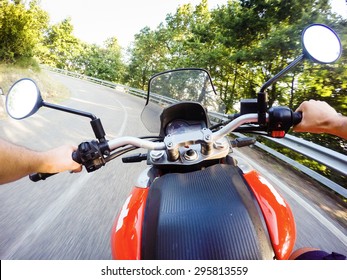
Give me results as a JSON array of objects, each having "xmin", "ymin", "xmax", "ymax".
[{"xmin": 165, "ymin": 119, "xmax": 205, "ymax": 135}]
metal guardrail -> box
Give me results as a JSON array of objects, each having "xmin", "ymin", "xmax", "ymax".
[
  {"xmin": 233, "ymin": 132, "xmax": 347, "ymax": 198},
  {"xmin": 264, "ymin": 134, "xmax": 347, "ymax": 176},
  {"xmin": 44, "ymin": 65, "xmax": 347, "ymax": 198}
]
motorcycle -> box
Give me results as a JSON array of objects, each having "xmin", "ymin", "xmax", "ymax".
[{"xmin": 5, "ymin": 24, "xmax": 342, "ymax": 260}]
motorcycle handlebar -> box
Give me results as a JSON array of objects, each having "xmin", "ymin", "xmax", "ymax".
[
  {"xmin": 105, "ymin": 109, "xmax": 302, "ymax": 150},
  {"xmin": 212, "ymin": 113, "xmax": 259, "ymax": 140},
  {"xmin": 107, "ymin": 136, "xmax": 166, "ymax": 151},
  {"xmin": 29, "ymin": 108, "xmax": 302, "ymax": 182}
]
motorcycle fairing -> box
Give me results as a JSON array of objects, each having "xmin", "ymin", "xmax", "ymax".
[
  {"xmin": 243, "ymin": 171, "xmax": 296, "ymax": 260},
  {"xmin": 141, "ymin": 164, "xmax": 275, "ymax": 259},
  {"xmin": 111, "ymin": 187, "xmax": 149, "ymax": 260}
]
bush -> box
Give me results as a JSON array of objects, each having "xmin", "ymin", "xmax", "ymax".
[{"xmin": 0, "ymin": 0, "xmax": 49, "ymax": 62}]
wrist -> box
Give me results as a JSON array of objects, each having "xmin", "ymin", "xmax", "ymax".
[
  {"xmin": 36, "ymin": 151, "xmax": 53, "ymax": 173},
  {"xmin": 328, "ymin": 115, "xmax": 347, "ymax": 137}
]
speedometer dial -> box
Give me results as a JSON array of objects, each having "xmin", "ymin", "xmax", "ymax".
[
  {"xmin": 166, "ymin": 120, "xmax": 189, "ymax": 135},
  {"xmin": 165, "ymin": 120, "xmax": 204, "ymax": 135}
]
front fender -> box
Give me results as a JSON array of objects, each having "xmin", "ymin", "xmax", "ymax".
[
  {"xmin": 111, "ymin": 187, "xmax": 149, "ymax": 260},
  {"xmin": 243, "ymin": 170, "xmax": 296, "ymax": 260}
]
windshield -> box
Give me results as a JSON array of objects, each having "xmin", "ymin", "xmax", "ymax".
[{"xmin": 141, "ymin": 68, "xmax": 221, "ymax": 133}]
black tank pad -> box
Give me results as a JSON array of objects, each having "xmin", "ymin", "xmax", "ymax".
[{"xmin": 141, "ymin": 164, "xmax": 274, "ymax": 259}]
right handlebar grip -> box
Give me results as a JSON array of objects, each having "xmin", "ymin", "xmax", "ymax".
[{"xmin": 293, "ymin": 111, "xmax": 302, "ymax": 125}]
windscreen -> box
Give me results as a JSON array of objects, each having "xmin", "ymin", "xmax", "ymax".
[{"xmin": 141, "ymin": 68, "xmax": 221, "ymax": 133}]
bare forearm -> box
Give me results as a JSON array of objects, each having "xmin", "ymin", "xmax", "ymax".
[
  {"xmin": 0, "ymin": 139, "xmax": 46, "ymax": 184},
  {"xmin": 0, "ymin": 139, "xmax": 81, "ymax": 185}
]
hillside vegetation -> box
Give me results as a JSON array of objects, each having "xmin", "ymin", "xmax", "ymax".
[{"xmin": 0, "ymin": 63, "xmax": 69, "ymax": 119}]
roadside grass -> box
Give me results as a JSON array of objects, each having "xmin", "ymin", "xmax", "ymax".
[{"xmin": 0, "ymin": 62, "xmax": 70, "ymax": 119}]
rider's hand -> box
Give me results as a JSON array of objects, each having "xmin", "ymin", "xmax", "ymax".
[
  {"xmin": 293, "ymin": 100, "xmax": 344, "ymax": 135},
  {"xmin": 41, "ymin": 145, "xmax": 82, "ymax": 174}
]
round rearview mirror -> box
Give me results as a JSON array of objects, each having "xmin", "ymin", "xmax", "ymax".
[
  {"xmin": 6, "ymin": 78, "xmax": 43, "ymax": 120},
  {"xmin": 302, "ymin": 24, "xmax": 342, "ymax": 64}
]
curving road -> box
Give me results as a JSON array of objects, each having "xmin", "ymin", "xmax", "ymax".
[{"xmin": 0, "ymin": 72, "xmax": 346, "ymax": 259}]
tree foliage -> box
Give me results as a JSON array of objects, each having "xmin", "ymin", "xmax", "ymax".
[
  {"xmin": 0, "ymin": 0, "xmax": 346, "ymax": 153},
  {"xmin": 76, "ymin": 37, "xmax": 124, "ymax": 82},
  {"xmin": 123, "ymin": 0, "xmax": 347, "ymax": 154},
  {"xmin": 0, "ymin": 1, "xmax": 124, "ymax": 82},
  {"xmin": 38, "ymin": 18, "xmax": 83, "ymax": 69},
  {"xmin": 0, "ymin": 0, "xmax": 48, "ymax": 62},
  {"xmin": 36, "ymin": 17, "xmax": 124, "ymax": 82}
]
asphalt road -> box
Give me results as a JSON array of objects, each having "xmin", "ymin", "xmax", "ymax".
[{"xmin": 0, "ymin": 72, "xmax": 346, "ymax": 259}]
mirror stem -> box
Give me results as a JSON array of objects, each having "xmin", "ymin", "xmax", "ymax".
[
  {"xmin": 42, "ymin": 101, "xmax": 107, "ymax": 142},
  {"xmin": 42, "ymin": 101, "xmax": 97, "ymax": 120},
  {"xmin": 259, "ymin": 54, "xmax": 304, "ymax": 92},
  {"xmin": 257, "ymin": 54, "xmax": 304, "ymax": 125}
]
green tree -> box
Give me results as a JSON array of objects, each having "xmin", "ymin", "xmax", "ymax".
[
  {"xmin": 0, "ymin": 0, "xmax": 48, "ymax": 63},
  {"xmin": 210, "ymin": 0, "xmax": 345, "ymax": 111},
  {"xmin": 125, "ymin": 26, "xmax": 169, "ymax": 89},
  {"xmin": 75, "ymin": 37, "xmax": 124, "ymax": 82},
  {"xmin": 125, "ymin": 1, "xmax": 219, "ymax": 89},
  {"xmin": 125, "ymin": 0, "xmax": 346, "ymax": 154},
  {"xmin": 38, "ymin": 18, "xmax": 83, "ymax": 69}
]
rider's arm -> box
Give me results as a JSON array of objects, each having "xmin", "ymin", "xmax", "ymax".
[
  {"xmin": 293, "ymin": 100, "xmax": 347, "ymax": 139},
  {"xmin": 0, "ymin": 138, "xmax": 81, "ymax": 184}
]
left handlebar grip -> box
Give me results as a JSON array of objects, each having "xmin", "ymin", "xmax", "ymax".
[
  {"xmin": 72, "ymin": 150, "xmax": 82, "ymax": 164},
  {"xmin": 29, "ymin": 172, "xmax": 57, "ymax": 182}
]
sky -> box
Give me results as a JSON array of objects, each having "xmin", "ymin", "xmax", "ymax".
[
  {"xmin": 39, "ymin": 0, "xmax": 347, "ymax": 49},
  {"xmin": 40, "ymin": 0, "xmax": 229, "ymax": 48}
]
